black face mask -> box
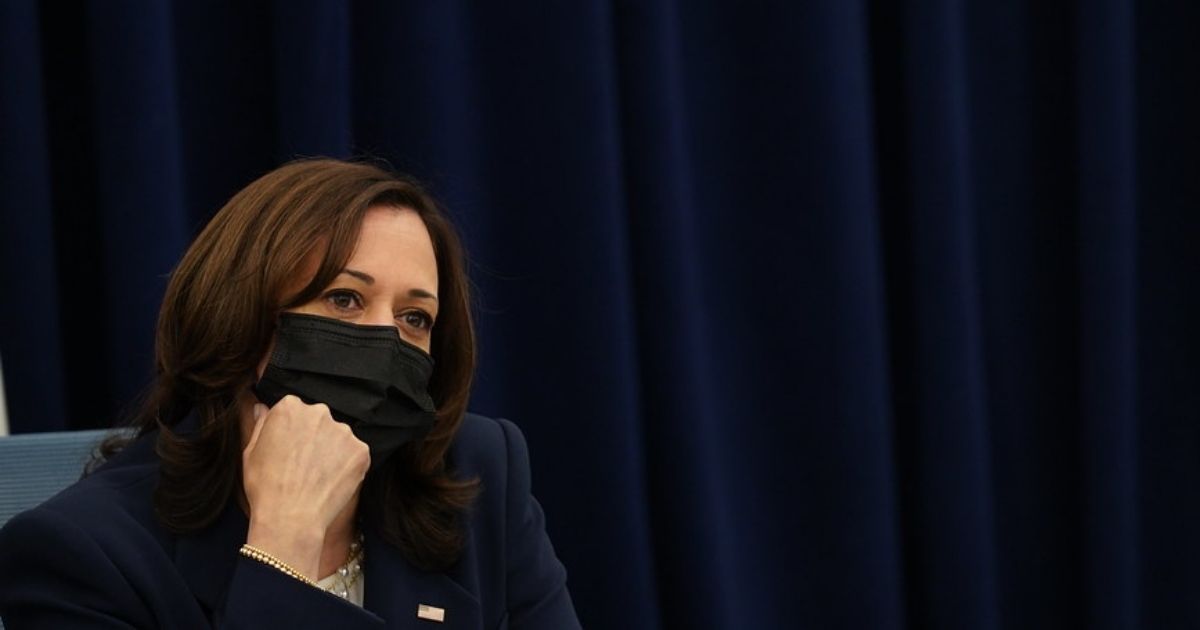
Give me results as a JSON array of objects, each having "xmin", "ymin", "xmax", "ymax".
[{"xmin": 253, "ymin": 312, "xmax": 437, "ymax": 469}]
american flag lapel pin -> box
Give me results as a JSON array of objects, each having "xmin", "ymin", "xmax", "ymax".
[{"xmin": 417, "ymin": 603, "xmax": 446, "ymax": 623}]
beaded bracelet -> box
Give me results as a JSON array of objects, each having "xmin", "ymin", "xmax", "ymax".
[{"xmin": 239, "ymin": 544, "xmax": 317, "ymax": 587}]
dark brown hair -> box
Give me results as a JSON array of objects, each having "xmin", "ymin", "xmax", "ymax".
[{"xmin": 105, "ymin": 158, "xmax": 478, "ymax": 571}]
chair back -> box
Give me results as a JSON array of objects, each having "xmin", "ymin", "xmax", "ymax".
[{"xmin": 0, "ymin": 429, "xmax": 111, "ymax": 528}]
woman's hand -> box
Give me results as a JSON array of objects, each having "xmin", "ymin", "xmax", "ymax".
[{"xmin": 241, "ymin": 395, "xmax": 370, "ymax": 580}]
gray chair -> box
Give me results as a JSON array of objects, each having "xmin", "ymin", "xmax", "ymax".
[
  {"xmin": 0, "ymin": 429, "xmax": 112, "ymax": 529},
  {"xmin": 0, "ymin": 429, "xmax": 113, "ymax": 629}
]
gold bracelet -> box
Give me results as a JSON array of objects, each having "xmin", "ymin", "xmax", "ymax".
[{"xmin": 239, "ymin": 544, "xmax": 317, "ymax": 587}]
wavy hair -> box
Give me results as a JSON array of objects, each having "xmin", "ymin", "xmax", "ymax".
[{"xmin": 102, "ymin": 158, "xmax": 478, "ymax": 570}]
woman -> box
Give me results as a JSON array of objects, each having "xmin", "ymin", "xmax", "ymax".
[{"xmin": 0, "ymin": 159, "xmax": 580, "ymax": 628}]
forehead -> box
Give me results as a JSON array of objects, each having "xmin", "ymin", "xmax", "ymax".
[
  {"xmin": 281, "ymin": 205, "xmax": 439, "ymax": 303},
  {"xmin": 346, "ymin": 205, "xmax": 438, "ymax": 286}
]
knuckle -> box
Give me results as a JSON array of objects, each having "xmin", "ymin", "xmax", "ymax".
[
  {"xmin": 305, "ymin": 404, "xmax": 331, "ymax": 427},
  {"xmin": 278, "ymin": 395, "xmax": 301, "ymax": 412}
]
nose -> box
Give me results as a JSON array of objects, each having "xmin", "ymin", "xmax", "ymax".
[{"xmin": 362, "ymin": 304, "xmax": 397, "ymax": 328}]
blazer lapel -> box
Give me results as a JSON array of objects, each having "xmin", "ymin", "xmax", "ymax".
[{"xmin": 363, "ymin": 526, "xmax": 482, "ymax": 630}]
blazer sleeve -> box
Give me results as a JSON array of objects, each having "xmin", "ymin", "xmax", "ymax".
[
  {"xmin": 0, "ymin": 507, "xmax": 154, "ymax": 628},
  {"xmin": 220, "ymin": 557, "xmax": 383, "ymax": 629},
  {"xmin": 495, "ymin": 417, "xmax": 581, "ymax": 629},
  {"xmin": 0, "ymin": 506, "xmax": 384, "ymax": 629}
]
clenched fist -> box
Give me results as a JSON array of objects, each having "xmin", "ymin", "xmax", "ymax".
[{"xmin": 241, "ymin": 395, "xmax": 370, "ymax": 580}]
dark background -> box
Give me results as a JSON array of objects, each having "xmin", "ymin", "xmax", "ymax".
[{"xmin": 2, "ymin": 1, "xmax": 1198, "ymax": 628}]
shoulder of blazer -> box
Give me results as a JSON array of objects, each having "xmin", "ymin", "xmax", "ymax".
[
  {"xmin": 448, "ymin": 413, "xmax": 535, "ymax": 519},
  {"xmin": 448, "ymin": 412, "xmax": 509, "ymax": 478}
]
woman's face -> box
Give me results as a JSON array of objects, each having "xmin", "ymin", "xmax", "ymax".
[{"xmin": 286, "ymin": 204, "xmax": 440, "ymax": 352}]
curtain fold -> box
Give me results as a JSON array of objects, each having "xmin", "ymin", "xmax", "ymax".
[
  {"xmin": 1075, "ymin": 2, "xmax": 1139, "ymax": 629},
  {"xmin": 1, "ymin": 1, "xmax": 1195, "ymax": 628},
  {"xmin": 85, "ymin": 0, "xmax": 188, "ymax": 402},
  {"xmin": 272, "ymin": 0, "xmax": 352, "ymax": 159},
  {"xmin": 1136, "ymin": 1, "xmax": 1200, "ymax": 624},
  {"xmin": 880, "ymin": 0, "xmax": 1000, "ymax": 626},
  {"xmin": 610, "ymin": 2, "xmax": 731, "ymax": 628},
  {"xmin": 0, "ymin": 0, "xmax": 65, "ymax": 430}
]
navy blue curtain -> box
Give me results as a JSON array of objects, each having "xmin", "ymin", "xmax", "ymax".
[{"xmin": 2, "ymin": 1, "xmax": 1197, "ymax": 628}]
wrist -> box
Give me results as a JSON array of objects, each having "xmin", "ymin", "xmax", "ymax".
[{"xmin": 245, "ymin": 518, "xmax": 324, "ymax": 580}]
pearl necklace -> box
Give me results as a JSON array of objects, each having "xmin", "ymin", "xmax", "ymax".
[{"xmin": 317, "ymin": 533, "xmax": 364, "ymax": 600}]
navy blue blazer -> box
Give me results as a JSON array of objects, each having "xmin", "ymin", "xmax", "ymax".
[{"xmin": 0, "ymin": 413, "xmax": 580, "ymax": 629}]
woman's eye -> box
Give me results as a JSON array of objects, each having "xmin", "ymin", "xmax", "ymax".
[
  {"xmin": 325, "ymin": 290, "xmax": 362, "ymax": 311},
  {"xmin": 400, "ymin": 311, "xmax": 433, "ymax": 331}
]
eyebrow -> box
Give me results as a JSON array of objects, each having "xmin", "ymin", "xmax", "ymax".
[{"xmin": 339, "ymin": 268, "xmax": 438, "ymax": 302}]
